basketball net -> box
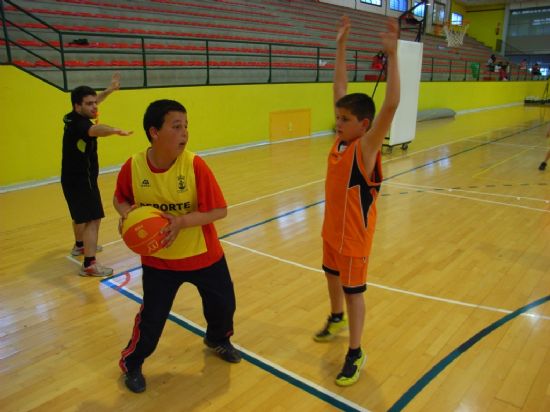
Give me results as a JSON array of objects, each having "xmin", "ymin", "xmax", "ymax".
[{"xmin": 443, "ymin": 22, "xmax": 469, "ymax": 48}]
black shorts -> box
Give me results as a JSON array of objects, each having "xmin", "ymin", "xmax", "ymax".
[{"xmin": 61, "ymin": 178, "xmax": 105, "ymax": 224}]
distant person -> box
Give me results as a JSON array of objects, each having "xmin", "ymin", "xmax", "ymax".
[
  {"xmin": 519, "ymin": 59, "xmax": 527, "ymax": 71},
  {"xmin": 61, "ymin": 73, "xmax": 132, "ymax": 277},
  {"xmin": 518, "ymin": 59, "xmax": 528, "ymax": 79},
  {"xmin": 539, "ymin": 127, "xmax": 550, "ymax": 171},
  {"xmin": 487, "ymin": 54, "xmax": 496, "ymax": 71},
  {"xmin": 371, "ymin": 50, "xmax": 385, "ymax": 71},
  {"xmin": 499, "ymin": 60, "xmax": 509, "ymax": 81},
  {"xmin": 531, "ymin": 63, "xmax": 541, "ymax": 79}
]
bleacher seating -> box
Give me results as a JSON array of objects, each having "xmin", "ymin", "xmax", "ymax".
[{"xmin": 0, "ymin": 0, "xmax": 527, "ymax": 89}]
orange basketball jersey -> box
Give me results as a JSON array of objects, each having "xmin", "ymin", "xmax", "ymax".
[{"xmin": 322, "ymin": 138, "xmax": 383, "ymax": 257}]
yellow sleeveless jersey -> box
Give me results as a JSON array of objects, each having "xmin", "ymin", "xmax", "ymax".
[{"xmin": 131, "ymin": 150, "xmax": 207, "ymax": 259}]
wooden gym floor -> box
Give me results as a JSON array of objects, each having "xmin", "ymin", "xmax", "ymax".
[{"xmin": 1, "ymin": 105, "xmax": 549, "ymax": 412}]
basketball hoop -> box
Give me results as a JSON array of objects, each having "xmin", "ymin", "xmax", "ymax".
[{"xmin": 443, "ymin": 21, "xmax": 469, "ymax": 48}]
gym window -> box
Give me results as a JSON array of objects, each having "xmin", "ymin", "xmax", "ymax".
[
  {"xmin": 451, "ymin": 12, "xmax": 463, "ymax": 25},
  {"xmin": 390, "ymin": 0, "xmax": 408, "ymax": 12},
  {"xmin": 360, "ymin": 0, "xmax": 382, "ymax": 7}
]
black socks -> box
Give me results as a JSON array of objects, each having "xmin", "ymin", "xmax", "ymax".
[
  {"xmin": 84, "ymin": 256, "xmax": 95, "ymax": 267},
  {"xmin": 348, "ymin": 347, "xmax": 362, "ymax": 358},
  {"xmin": 330, "ymin": 312, "xmax": 344, "ymax": 322}
]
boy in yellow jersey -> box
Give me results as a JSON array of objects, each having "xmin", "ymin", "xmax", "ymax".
[
  {"xmin": 314, "ymin": 16, "xmax": 400, "ymax": 386},
  {"xmin": 113, "ymin": 100, "xmax": 240, "ymax": 394}
]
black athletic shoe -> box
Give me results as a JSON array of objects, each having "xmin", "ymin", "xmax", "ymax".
[
  {"xmin": 204, "ymin": 337, "xmax": 242, "ymax": 363},
  {"xmin": 539, "ymin": 161, "xmax": 547, "ymax": 171},
  {"xmin": 124, "ymin": 368, "xmax": 146, "ymax": 393}
]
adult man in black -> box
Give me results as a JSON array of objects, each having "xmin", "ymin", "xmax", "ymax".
[{"xmin": 61, "ymin": 73, "xmax": 132, "ymax": 276}]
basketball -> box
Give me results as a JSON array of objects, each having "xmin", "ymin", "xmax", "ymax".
[{"xmin": 121, "ymin": 206, "xmax": 169, "ymax": 256}]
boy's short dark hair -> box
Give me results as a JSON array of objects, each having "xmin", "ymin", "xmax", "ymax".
[
  {"xmin": 336, "ymin": 93, "xmax": 376, "ymax": 122},
  {"xmin": 71, "ymin": 86, "xmax": 96, "ymax": 106},
  {"xmin": 143, "ymin": 99, "xmax": 187, "ymax": 142}
]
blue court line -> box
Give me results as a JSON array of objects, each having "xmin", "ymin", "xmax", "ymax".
[
  {"xmin": 220, "ymin": 199, "xmax": 325, "ymax": 239},
  {"xmin": 101, "ymin": 272, "xmax": 366, "ymax": 412},
  {"xmin": 388, "ymin": 294, "xmax": 550, "ymax": 412}
]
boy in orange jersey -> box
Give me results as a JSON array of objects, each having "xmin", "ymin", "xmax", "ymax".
[
  {"xmin": 314, "ymin": 15, "xmax": 400, "ymax": 386},
  {"xmin": 113, "ymin": 100, "xmax": 240, "ymax": 394}
]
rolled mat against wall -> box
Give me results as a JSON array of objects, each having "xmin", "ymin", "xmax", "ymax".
[
  {"xmin": 417, "ymin": 108, "xmax": 456, "ymax": 122},
  {"xmin": 524, "ymin": 96, "xmax": 550, "ymax": 105}
]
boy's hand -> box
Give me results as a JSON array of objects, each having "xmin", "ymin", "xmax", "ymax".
[
  {"xmin": 336, "ymin": 15, "xmax": 350, "ymax": 45},
  {"xmin": 117, "ymin": 204, "xmax": 137, "ymax": 235},
  {"xmin": 109, "ymin": 72, "xmax": 120, "ymax": 91},
  {"xmin": 380, "ymin": 19, "xmax": 398, "ymax": 56},
  {"xmin": 160, "ymin": 213, "xmax": 184, "ymax": 248}
]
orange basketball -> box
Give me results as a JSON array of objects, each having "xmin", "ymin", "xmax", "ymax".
[{"xmin": 121, "ymin": 206, "xmax": 169, "ymax": 256}]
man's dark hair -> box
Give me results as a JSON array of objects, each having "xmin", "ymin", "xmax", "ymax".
[
  {"xmin": 336, "ymin": 93, "xmax": 376, "ymax": 123},
  {"xmin": 143, "ymin": 99, "xmax": 187, "ymax": 142},
  {"xmin": 71, "ymin": 86, "xmax": 96, "ymax": 106}
]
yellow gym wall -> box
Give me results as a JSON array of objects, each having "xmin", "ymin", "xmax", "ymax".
[
  {"xmin": 418, "ymin": 81, "xmax": 543, "ymax": 111},
  {"xmin": 465, "ymin": 7, "xmax": 505, "ymax": 50},
  {"xmin": 0, "ymin": 65, "xmax": 546, "ymax": 187},
  {"xmin": 0, "ymin": 66, "xmax": 334, "ymax": 187}
]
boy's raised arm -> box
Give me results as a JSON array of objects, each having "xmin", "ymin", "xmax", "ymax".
[
  {"xmin": 362, "ymin": 19, "xmax": 400, "ymax": 172},
  {"xmin": 333, "ymin": 15, "xmax": 351, "ymax": 107}
]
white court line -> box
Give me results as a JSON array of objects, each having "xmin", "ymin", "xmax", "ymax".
[
  {"xmin": 221, "ymin": 239, "xmax": 550, "ymax": 322},
  {"xmin": 388, "ymin": 186, "xmax": 549, "ymax": 212},
  {"xmin": 381, "ymin": 131, "xmax": 493, "ymax": 164},
  {"xmin": 105, "ymin": 273, "xmax": 370, "ymax": 412},
  {"xmin": 102, "ymin": 238, "xmax": 123, "ymax": 247},
  {"xmin": 66, "ymin": 255, "xmax": 81, "ymax": 265},
  {"xmin": 385, "ymin": 181, "xmax": 550, "ymax": 204},
  {"xmin": 228, "ymin": 179, "xmax": 324, "ymax": 209},
  {"xmin": 465, "ymin": 138, "xmax": 549, "ymax": 150},
  {"xmin": 384, "ymin": 182, "xmax": 550, "ymax": 212}
]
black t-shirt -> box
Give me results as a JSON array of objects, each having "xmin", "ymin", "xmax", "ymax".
[{"xmin": 61, "ymin": 111, "xmax": 98, "ymax": 180}]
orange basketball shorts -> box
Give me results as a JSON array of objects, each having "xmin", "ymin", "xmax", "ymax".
[{"xmin": 322, "ymin": 240, "xmax": 368, "ymax": 294}]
